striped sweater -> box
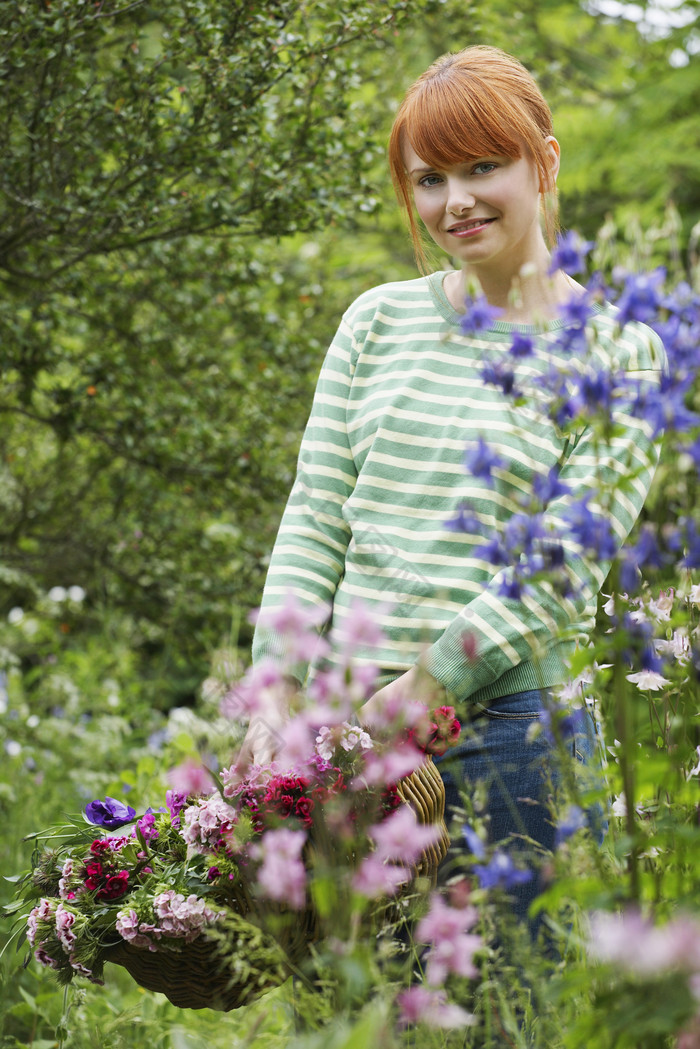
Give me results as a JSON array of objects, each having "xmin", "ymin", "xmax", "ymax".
[{"xmin": 252, "ymin": 271, "xmax": 664, "ymax": 705}]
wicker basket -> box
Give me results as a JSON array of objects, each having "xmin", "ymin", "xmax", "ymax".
[
  {"xmin": 397, "ymin": 754, "xmax": 451, "ymax": 883},
  {"xmin": 104, "ymin": 903, "xmax": 316, "ymax": 1011},
  {"xmin": 105, "ymin": 756, "xmax": 449, "ymax": 1011}
]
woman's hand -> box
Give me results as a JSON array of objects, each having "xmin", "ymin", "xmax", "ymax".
[
  {"xmin": 232, "ymin": 676, "xmax": 300, "ymax": 774},
  {"xmin": 357, "ymin": 664, "xmax": 446, "ymax": 730}
]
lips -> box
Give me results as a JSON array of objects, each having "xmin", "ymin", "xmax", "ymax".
[{"xmin": 447, "ymin": 218, "xmax": 496, "ymax": 233}]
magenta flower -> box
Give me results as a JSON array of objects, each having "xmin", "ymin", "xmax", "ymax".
[{"xmin": 136, "ymin": 812, "xmax": 159, "ymax": 843}]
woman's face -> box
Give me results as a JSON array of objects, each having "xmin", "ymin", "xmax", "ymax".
[{"xmin": 402, "ymin": 136, "xmax": 559, "ymax": 277}]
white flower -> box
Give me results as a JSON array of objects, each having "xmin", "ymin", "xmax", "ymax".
[
  {"xmin": 647, "ymin": 588, "xmax": 674, "ymax": 622},
  {"xmin": 5, "ymin": 740, "xmax": 21, "ymax": 757},
  {"xmin": 7, "ymin": 607, "xmax": 23, "ymax": 624},
  {"xmin": 47, "ymin": 586, "xmax": 67, "ymax": 602},
  {"xmin": 626, "ymin": 670, "xmax": 670, "ymax": 691},
  {"xmin": 68, "ymin": 586, "xmax": 86, "ymax": 603},
  {"xmin": 687, "ymin": 584, "xmax": 700, "ymax": 606},
  {"xmin": 611, "ymin": 794, "xmax": 627, "ymax": 819},
  {"xmin": 687, "ymin": 746, "xmax": 700, "ymax": 781}
]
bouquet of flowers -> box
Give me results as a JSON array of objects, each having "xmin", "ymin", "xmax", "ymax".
[{"xmin": 11, "ymin": 705, "xmax": 460, "ymax": 1011}]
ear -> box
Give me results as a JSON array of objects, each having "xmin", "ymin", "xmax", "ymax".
[{"xmin": 540, "ymin": 136, "xmax": 561, "ymax": 193}]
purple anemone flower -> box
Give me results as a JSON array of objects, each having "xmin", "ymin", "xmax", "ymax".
[{"xmin": 84, "ymin": 796, "xmax": 136, "ymax": 829}]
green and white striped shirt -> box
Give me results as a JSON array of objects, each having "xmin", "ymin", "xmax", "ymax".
[{"xmin": 252, "ymin": 272, "xmax": 664, "ymax": 705}]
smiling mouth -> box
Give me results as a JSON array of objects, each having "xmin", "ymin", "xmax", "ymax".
[{"xmin": 447, "ymin": 218, "xmax": 496, "ymax": 233}]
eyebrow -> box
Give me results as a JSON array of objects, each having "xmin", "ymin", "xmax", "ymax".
[{"xmin": 409, "ymin": 166, "xmax": 436, "ymax": 175}]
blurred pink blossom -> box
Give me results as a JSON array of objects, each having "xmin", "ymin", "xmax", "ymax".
[
  {"xmin": 250, "ymin": 592, "xmax": 330, "ymax": 667},
  {"xmin": 351, "ymin": 854, "xmax": 410, "ymax": 898},
  {"xmin": 329, "ymin": 597, "xmax": 389, "ymax": 655},
  {"xmin": 352, "ymin": 742, "xmax": 424, "ymax": 788},
  {"xmin": 369, "ymin": 805, "xmax": 442, "ymax": 866},
  {"xmin": 167, "ymin": 759, "xmax": 214, "ymax": 796},
  {"xmin": 253, "ymin": 827, "xmax": 308, "ymax": 910},
  {"xmin": 416, "ymin": 894, "xmax": 482, "ymax": 985},
  {"xmin": 396, "ymin": 986, "xmax": 475, "ymax": 1029},
  {"xmin": 588, "ymin": 910, "xmax": 700, "ymax": 976}
]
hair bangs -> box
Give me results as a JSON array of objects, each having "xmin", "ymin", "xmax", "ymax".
[{"xmin": 401, "ymin": 81, "xmax": 524, "ymax": 172}]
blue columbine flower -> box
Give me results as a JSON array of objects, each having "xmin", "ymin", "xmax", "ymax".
[
  {"xmin": 498, "ymin": 573, "xmax": 525, "ymax": 601},
  {"xmin": 460, "ymin": 294, "xmax": 504, "ymax": 335},
  {"xmin": 481, "ymin": 359, "xmax": 517, "ymax": 396},
  {"xmin": 474, "ymin": 850, "xmax": 532, "ymax": 890},
  {"xmin": 555, "ymin": 804, "xmax": 587, "ymax": 847},
  {"xmin": 539, "ymin": 704, "xmax": 588, "ymax": 745},
  {"xmin": 615, "ymin": 268, "xmax": 665, "ymax": 326},
  {"xmin": 548, "ymin": 230, "xmax": 594, "ymax": 276},
  {"xmin": 509, "ymin": 332, "xmax": 534, "ymax": 358},
  {"xmin": 444, "ymin": 505, "xmax": 481, "ymax": 533},
  {"xmin": 464, "ymin": 437, "xmax": 503, "ymax": 482},
  {"xmin": 463, "ymin": 823, "xmax": 487, "ymax": 859},
  {"xmin": 562, "ymin": 495, "xmax": 618, "ymax": 560},
  {"xmin": 532, "ymin": 466, "xmax": 570, "ymax": 506}
]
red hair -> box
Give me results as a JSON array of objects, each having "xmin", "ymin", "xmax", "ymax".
[{"xmin": 388, "ymin": 46, "xmax": 560, "ymax": 271}]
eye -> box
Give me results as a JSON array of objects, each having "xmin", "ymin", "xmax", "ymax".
[
  {"xmin": 417, "ymin": 173, "xmax": 443, "ymax": 188},
  {"xmin": 473, "ymin": 161, "xmax": 498, "ymax": 175}
]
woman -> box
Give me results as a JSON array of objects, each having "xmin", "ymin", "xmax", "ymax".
[{"xmin": 239, "ymin": 46, "xmax": 663, "ymax": 921}]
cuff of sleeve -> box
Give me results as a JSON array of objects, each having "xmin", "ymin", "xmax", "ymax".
[{"xmin": 420, "ymin": 632, "xmax": 500, "ymax": 704}]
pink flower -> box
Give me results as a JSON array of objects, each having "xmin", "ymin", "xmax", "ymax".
[
  {"xmin": 55, "ymin": 904, "xmax": 78, "ymax": 952},
  {"xmin": 351, "ymin": 855, "xmax": 410, "ymax": 899},
  {"xmin": 167, "ymin": 759, "xmax": 214, "ymax": 796},
  {"xmin": 34, "ymin": 947, "xmax": 61, "ymax": 970},
  {"xmin": 116, "ymin": 909, "xmax": 162, "ymax": 951},
  {"xmin": 220, "ymin": 658, "xmax": 287, "ymax": 719},
  {"xmin": 153, "ymin": 891, "xmax": 224, "ymax": 942},
  {"xmin": 250, "ymin": 593, "xmax": 330, "ymax": 667},
  {"xmin": 329, "ymin": 597, "xmax": 388, "ymax": 654},
  {"xmin": 180, "ymin": 793, "xmax": 237, "ymax": 851},
  {"xmin": 369, "ymin": 805, "xmax": 442, "ymax": 867},
  {"xmin": 253, "ymin": 827, "xmax": 308, "ymax": 910},
  {"xmin": 416, "ymin": 894, "xmax": 482, "ymax": 985},
  {"xmin": 136, "ymin": 812, "xmax": 159, "ymax": 842},
  {"xmin": 588, "ymin": 910, "xmax": 700, "ymax": 975},
  {"xmin": 396, "ymin": 986, "xmax": 475, "ymax": 1029},
  {"xmin": 27, "ymin": 898, "xmax": 56, "ymax": 947},
  {"xmin": 276, "ymin": 716, "xmax": 317, "ymax": 769},
  {"xmin": 353, "ymin": 742, "xmax": 425, "ymax": 788},
  {"xmin": 307, "ymin": 663, "xmax": 378, "ymax": 715},
  {"xmin": 58, "ymin": 858, "xmax": 75, "ymax": 899}
]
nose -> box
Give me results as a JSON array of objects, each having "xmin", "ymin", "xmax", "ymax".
[{"xmin": 445, "ymin": 177, "xmax": 476, "ymax": 214}]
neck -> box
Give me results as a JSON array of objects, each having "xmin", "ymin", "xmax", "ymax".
[{"xmin": 446, "ymin": 260, "xmax": 579, "ymax": 324}]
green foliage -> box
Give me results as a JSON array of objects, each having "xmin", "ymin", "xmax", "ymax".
[{"xmin": 0, "ymin": 0, "xmax": 437, "ymax": 705}]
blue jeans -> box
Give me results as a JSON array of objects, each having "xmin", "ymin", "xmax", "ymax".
[{"xmin": 434, "ymin": 689, "xmax": 599, "ymax": 928}]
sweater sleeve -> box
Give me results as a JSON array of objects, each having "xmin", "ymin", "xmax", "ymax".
[
  {"xmin": 420, "ymin": 330, "xmax": 666, "ymax": 703},
  {"xmin": 251, "ymin": 311, "xmax": 358, "ymax": 682}
]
